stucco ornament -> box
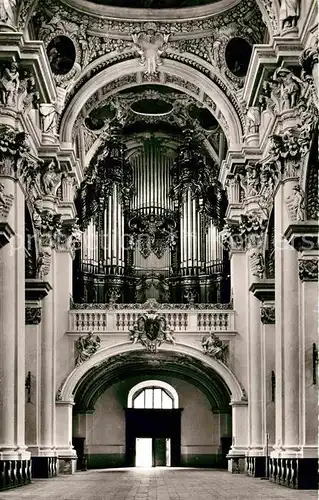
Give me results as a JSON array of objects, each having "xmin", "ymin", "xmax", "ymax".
[
  {"xmin": 132, "ymin": 29, "xmax": 170, "ymax": 75},
  {"xmin": 0, "ymin": 0, "xmax": 16, "ymax": 29},
  {"xmin": 202, "ymin": 331, "xmax": 228, "ymax": 365},
  {"xmin": 40, "ymin": 160, "xmax": 62, "ymax": 196},
  {"xmin": 129, "ymin": 313, "xmax": 175, "ymax": 353},
  {"xmin": 75, "ymin": 332, "xmax": 101, "ymax": 366}
]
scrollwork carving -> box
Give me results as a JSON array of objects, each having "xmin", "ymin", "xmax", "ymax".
[
  {"xmin": 25, "ymin": 306, "xmax": 42, "ymax": 325},
  {"xmin": 261, "ymin": 305, "xmax": 275, "ymax": 324},
  {"xmin": 298, "ymin": 259, "xmax": 318, "ymax": 281}
]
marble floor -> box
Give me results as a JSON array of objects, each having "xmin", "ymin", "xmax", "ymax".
[{"xmin": 0, "ymin": 468, "xmax": 317, "ymax": 500}]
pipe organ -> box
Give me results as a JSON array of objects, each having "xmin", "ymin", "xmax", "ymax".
[{"xmin": 75, "ymin": 133, "xmax": 229, "ymax": 304}]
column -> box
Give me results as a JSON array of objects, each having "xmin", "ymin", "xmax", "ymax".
[
  {"xmin": 246, "ymin": 248, "xmax": 265, "ymax": 477},
  {"xmin": 32, "ymin": 245, "xmax": 58, "ymax": 478},
  {"xmin": 0, "ymin": 174, "xmax": 31, "ymax": 490}
]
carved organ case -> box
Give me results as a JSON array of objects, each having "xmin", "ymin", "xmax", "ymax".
[{"xmin": 75, "ymin": 131, "xmax": 229, "ymax": 305}]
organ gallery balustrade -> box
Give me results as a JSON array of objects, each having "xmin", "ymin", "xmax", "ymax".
[{"xmin": 68, "ymin": 301, "xmax": 235, "ymax": 334}]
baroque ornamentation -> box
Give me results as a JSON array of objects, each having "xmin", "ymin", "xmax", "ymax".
[
  {"xmin": 202, "ymin": 331, "xmax": 228, "ymax": 364},
  {"xmin": 128, "ymin": 210, "xmax": 177, "ymax": 260},
  {"xmin": 0, "ymin": 60, "xmax": 19, "ymax": 107},
  {"xmin": 70, "ymin": 299, "xmax": 233, "ymax": 311},
  {"xmin": 259, "ymin": 64, "xmax": 302, "ymax": 114},
  {"xmin": 0, "ymin": 182, "xmax": 13, "ymax": 219},
  {"xmin": 249, "ymin": 249, "xmax": 265, "ymax": 279},
  {"xmin": 36, "ymin": 250, "xmax": 51, "ymax": 278},
  {"xmin": 129, "ymin": 312, "xmax": 175, "ymax": 353},
  {"xmin": 40, "ymin": 159, "xmax": 62, "ymax": 196},
  {"xmin": 25, "ymin": 306, "xmax": 42, "ymax": 325},
  {"xmin": 0, "ymin": 126, "xmax": 40, "ymax": 188},
  {"xmin": 222, "ymin": 213, "xmax": 267, "ymax": 251},
  {"xmin": 132, "ymin": 29, "xmax": 170, "ymax": 76},
  {"xmin": 279, "ymin": 0, "xmax": 300, "ymax": 33},
  {"xmin": 298, "ymin": 259, "xmax": 318, "ymax": 281},
  {"xmin": 300, "ymin": 41, "xmax": 319, "ymax": 77},
  {"xmin": 75, "ymin": 332, "xmax": 101, "ymax": 366},
  {"xmin": 285, "ymin": 184, "xmax": 305, "ymax": 221},
  {"xmin": 261, "ymin": 305, "xmax": 275, "ymax": 324}
]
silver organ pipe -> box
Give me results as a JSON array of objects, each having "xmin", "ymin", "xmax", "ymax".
[{"xmin": 131, "ymin": 142, "xmax": 173, "ymax": 212}]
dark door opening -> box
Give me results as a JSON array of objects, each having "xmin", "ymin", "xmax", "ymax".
[{"xmin": 126, "ymin": 409, "xmax": 182, "ymax": 467}]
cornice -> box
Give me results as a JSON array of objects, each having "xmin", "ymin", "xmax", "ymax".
[
  {"xmin": 284, "ymin": 221, "xmax": 319, "ymax": 252},
  {"xmin": 60, "ymin": 0, "xmax": 241, "ymax": 22},
  {"xmin": 249, "ymin": 280, "xmax": 275, "ymax": 302},
  {"xmin": 25, "ymin": 279, "xmax": 53, "ymax": 301}
]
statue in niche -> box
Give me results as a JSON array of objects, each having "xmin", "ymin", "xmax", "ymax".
[
  {"xmin": 39, "ymin": 103, "xmax": 59, "ymax": 136},
  {"xmin": 0, "ymin": 60, "xmax": 19, "ymax": 107},
  {"xmin": 202, "ymin": 331, "xmax": 228, "ymax": 364},
  {"xmin": 279, "ymin": 0, "xmax": 300, "ymax": 31},
  {"xmin": 272, "ymin": 65, "xmax": 302, "ymax": 110},
  {"xmin": 40, "ymin": 160, "xmax": 62, "ymax": 196},
  {"xmin": 75, "ymin": 332, "xmax": 101, "ymax": 366},
  {"xmin": 0, "ymin": 0, "xmax": 16, "ymax": 27},
  {"xmin": 285, "ymin": 184, "xmax": 305, "ymax": 221},
  {"xmin": 132, "ymin": 30, "xmax": 170, "ymax": 75},
  {"xmin": 245, "ymin": 107, "xmax": 260, "ymax": 135}
]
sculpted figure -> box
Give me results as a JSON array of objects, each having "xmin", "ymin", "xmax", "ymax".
[
  {"xmin": 132, "ymin": 30, "xmax": 170, "ymax": 75},
  {"xmin": 279, "ymin": 0, "xmax": 300, "ymax": 31},
  {"xmin": 39, "ymin": 103, "xmax": 58, "ymax": 135},
  {"xmin": 286, "ymin": 184, "xmax": 305, "ymax": 221},
  {"xmin": 41, "ymin": 160, "xmax": 61, "ymax": 196},
  {"xmin": 202, "ymin": 331, "xmax": 228, "ymax": 364},
  {"xmin": 272, "ymin": 65, "xmax": 302, "ymax": 110},
  {"xmin": 0, "ymin": 0, "xmax": 16, "ymax": 26},
  {"xmin": 246, "ymin": 107, "xmax": 260, "ymax": 135},
  {"xmin": 0, "ymin": 61, "xmax": 19, "ymax": 106},
  {"xmin": 75, "ymin": 332, "xmax": 101, "ymax": 366}
]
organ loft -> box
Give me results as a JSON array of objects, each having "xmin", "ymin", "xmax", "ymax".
[{"xmin": 0, "ymin": 0, "xmax": 317, "ymax": 494}]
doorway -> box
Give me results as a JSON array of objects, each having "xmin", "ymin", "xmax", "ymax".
[
  {"xmin": 126, "ymin": 409, "xmax": 181, "ymax": 467},
  {"xmin": 135, "ymin": 437, "xmax": 171, "ymax": 467}
]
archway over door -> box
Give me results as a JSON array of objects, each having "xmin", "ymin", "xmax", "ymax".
[{"xmin": 70, "ymin": 347, "xmax": 236, "ymax": 469}]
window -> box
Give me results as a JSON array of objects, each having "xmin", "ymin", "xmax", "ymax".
[
  {"xmin": 127, "ymin": 380, "xmax": 179, "ymax": 409},
  {"xmin": 133, "ymin": 387, "xmax": 173, "ymax": 409}
]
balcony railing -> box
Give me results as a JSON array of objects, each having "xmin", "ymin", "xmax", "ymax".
[{"xmin": 68, "ymin": 302, "xmax": 235, "ymax": 334}]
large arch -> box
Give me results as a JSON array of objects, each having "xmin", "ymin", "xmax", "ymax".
[
  {"xmin": 58, "ymin": 342, "xmax": 245, "ymax": 405},
  {"xmin": 60, "ymin": 58, "xmax": 243, "ymax": 149}
]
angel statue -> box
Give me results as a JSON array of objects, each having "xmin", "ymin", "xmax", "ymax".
[
  {"xmin": 75, "ymin": 332, "xmax": 101, "ymax": 366},
  {"xmin": 132, "ymin": 30, "xmax": 170, "ymax": 75},
  {"xmin": 202, "ymin": 331, "xmax": 228, "ymax": 364}
]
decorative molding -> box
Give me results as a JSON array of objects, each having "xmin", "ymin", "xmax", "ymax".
[
  {"xmin": 70, "ymin": 297, "xmax": 234, "ymax": 310},
  {"xmin": 283, "ymin": 221, "xmax": 319, "ymax": 252},
  {"xmin": 25, "ymin": 307, "xmax": 42, "ymax": 325},
  {"xmin": 260, "ymin": 305, "xmax": 275, "ymax": 324},
  {"xmin": 298, "ymin": 259, "xmax": 318, "ymax": 281}
]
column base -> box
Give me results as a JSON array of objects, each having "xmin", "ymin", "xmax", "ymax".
[
  {"xmin": 269, "ymin": 457, "xmax": 318, "ymax": 489},
  {"xmin": 246, "ymin": 456, "xmax": 266, "ymax": 477},
  {"xmin": 0, "ymin": 459, "xmax": 31, "ymax": 491},
  {"xmin": 58, "ymin": 457, "xmax": 77, "ymax": 475},
  {"xmin": 228, "ymin": 457, "xmax": 245, "ymax": 474},
  {"xmin": 31, "ymin": 456, "xmax": 58, "ymax": 478}
]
